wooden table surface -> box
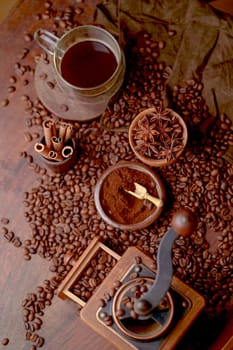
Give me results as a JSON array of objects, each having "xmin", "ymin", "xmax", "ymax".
[{"xmin": 0, "ymin": 1, "xmax": 232, "ymax": 350}]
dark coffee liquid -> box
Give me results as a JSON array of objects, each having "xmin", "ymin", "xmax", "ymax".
[{"xmin": 61, "ymin": 40, "xmax": 118, "ymax": 88}]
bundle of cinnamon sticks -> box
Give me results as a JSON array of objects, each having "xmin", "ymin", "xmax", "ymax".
[{"xmin": 34, "ymin": 120, "xmax": 74, "ymax": 162}]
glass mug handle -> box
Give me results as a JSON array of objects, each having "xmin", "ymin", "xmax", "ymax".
[{"xmin": 34, "ymin": 29, "xmax": 59, "ymax": 56}]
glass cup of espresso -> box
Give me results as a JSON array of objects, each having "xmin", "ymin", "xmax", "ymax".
[{"xmin": 34, "ymin": 25, "xmax": 125, "ymax": 120}]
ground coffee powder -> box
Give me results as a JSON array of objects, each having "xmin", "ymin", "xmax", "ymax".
[{"xmin": 100, "ymin": 167, "xmax": 159, "ymax": 224}]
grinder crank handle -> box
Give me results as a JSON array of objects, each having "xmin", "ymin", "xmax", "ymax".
[{"xmin": 134, "ymin": 208, "xmax": 195, "ymax": 317}]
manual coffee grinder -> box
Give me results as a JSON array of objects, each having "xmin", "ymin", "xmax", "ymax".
[{"xmin": 58, "ymin": 209, "xmax": 205, "ymax": 350}]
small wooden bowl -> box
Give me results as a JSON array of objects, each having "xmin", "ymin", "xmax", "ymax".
[
  {"xmin": 94, "ymin": 161, "xmax": 166, "ymax": 231},
  {"xmin": 37, "ymin": 137, "xmax": 78, "ymax": 173},
  {"xmin": 129, "ymin": 108, "xmax": 188, "ymax": 167}
]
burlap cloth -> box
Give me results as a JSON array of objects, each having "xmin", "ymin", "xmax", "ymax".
[{"xmin": 95, "ymin": 0, "xmax": 233, "ymax": 119}]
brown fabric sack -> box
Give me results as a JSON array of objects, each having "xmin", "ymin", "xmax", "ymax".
[{"xmin": 96, "ymin": 0, "xmax": 233, "ymax": 118}]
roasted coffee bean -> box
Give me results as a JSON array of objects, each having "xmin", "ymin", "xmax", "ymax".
[
  {"xmin": 36, "ymin": 335, "xmax": 44, "ymax": 347},
  {"xmin": 25, "ymin": 331, "xmax": 31, "ymax": 340},
  {"xmin": 104, "ymin": 318, "xmax": 113, "ymax": 327},
  {"xmin": 129, "ymin": 272, "xmax": 138, "ymax": 279},
  {"xmin": 113, "ymin": 280, "xmax": 122, "ymax": 289},
  {"xmin": 4, "ymin": 230, "xmax": 14, "ymax": 241},
  {"xmin": 24, "ymin": 33, "xmax": 33, "ymax": 42},
  {"xmin": 1, "ymin": 218, "xmax": 9, "ymax": 225},
  {"xmin": 47, "ymin": 81, "xmax": 55, "ymax": 89},
  {"xmin": 100, "ymin": 312, "xmax": 113, "ymax": 326},
  {"xmin": 9, "ymin": 76, "xmax": 17, "ymax": 84},
  {"xmin": 1, "ymin": 227, "xmax": 8, "ymax": 235},
  {"xmin": 126, "ymin": 300, "xmax": 134, "ymax": 310},
  {"xmin": 1, "ymin": 338, "xmax": 9, "ymax": 345},
  {"xmin": 130, "ymin": 310, "xmax": 138, "ymax": 319},
  {"xmin": 30, "ymin": 333, "xmax": 38, "ymax": 341},
  {"xmin": 12, "ymin": 236, "xmax": 22, "ymax": 247},
  {"xmin": 60, "ymin": 104, "xmax": 69, "ymax": 111},
  {"xmin": 18, "ymin": 47, "xmax": 29, "ymax": 59},
  {"xmin": 115, "ymin": 308, "xmax": 125, "ymax": 318},
  {"xmin": 23, "ymin": 79, "xmax": 29, "ymax": 86},
  {"xmin": 1, "ymin": 98, "xmax": 9, "ymax": 107},
  {"xmin": 7, "ymin": 86, "xmax": 16, "ymax": 93}
]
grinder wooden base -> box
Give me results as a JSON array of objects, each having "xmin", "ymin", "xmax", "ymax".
[{"xmin": 80, "ymin": 246, "xmax": 205, "ymax": 350}]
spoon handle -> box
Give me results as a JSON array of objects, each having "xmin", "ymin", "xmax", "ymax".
[{"xmin": 145, "ymin": 193, "xmax": 163, "ymax": 207}]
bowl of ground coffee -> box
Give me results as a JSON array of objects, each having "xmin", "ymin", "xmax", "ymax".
[{"xmin": 94, "ymin": 161, "xmax": 166, "ymax": 230}]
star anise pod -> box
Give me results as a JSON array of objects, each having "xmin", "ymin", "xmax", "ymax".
[
  {"xmin": 159, "ymin": 135, "xmax": 184, "ymax": 161},
  {"xmin": 134, "ymin": 115, "xmax": 159, "ymax": 143},
  {"xmin": 151, "ymin": 101, "xmax": 172, "ymax": 120},
  {"xmin": 135, "ymin": 139, "xmax": 160, "ymax": 157},
  {"xmin": 153, "ymin": 118, "xmax": 173, "ymax": 143}
]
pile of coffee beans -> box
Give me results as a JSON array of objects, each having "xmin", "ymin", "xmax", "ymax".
[
  {"xmin": 70, "ymin": 249, "xmax": 117, "ymax": 302},
  {"xmin": 1, "ymin": 0, "xmax": 233, "ymax": 349},
  {"xmin": 101, "ymin": 34, "xmax": 172, "ymax": 131},
  {"xmin": 21, "ymin": 277, "xmax": 61, "ymax": 349}
]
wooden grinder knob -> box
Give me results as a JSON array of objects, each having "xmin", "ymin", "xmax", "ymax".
[{"xmin": 171, "ymin": 208, "xmax": 196, "ymax": 237}]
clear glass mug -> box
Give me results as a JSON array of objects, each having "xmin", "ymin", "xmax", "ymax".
[{"xmin": 34, "ymin": 25, "xmax": 125, "ymax": 120}]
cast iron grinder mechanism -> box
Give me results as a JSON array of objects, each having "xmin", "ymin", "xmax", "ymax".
[
  {"xmin": 110, "ymin": 208, "xmax": 196, "ymax": 341},
  {"xmin": 135, "ymin": 208, "xmax": 195, "ymax": 317}
]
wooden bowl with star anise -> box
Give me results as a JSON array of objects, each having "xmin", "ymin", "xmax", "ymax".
[{"xmin": 129, "ymin": 106, "xmax": 188, "ymax": 167}]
